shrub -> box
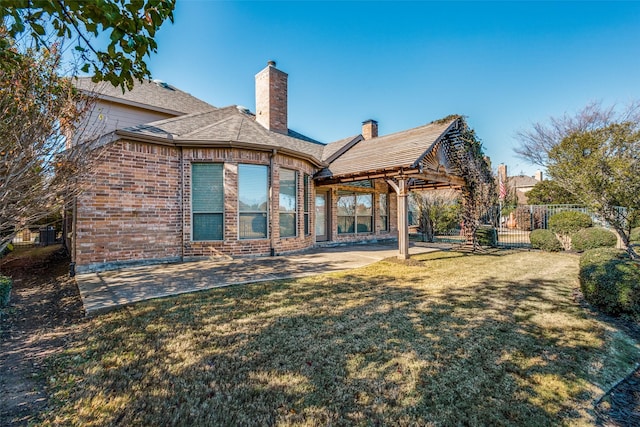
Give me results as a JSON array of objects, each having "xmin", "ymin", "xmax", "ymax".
[
  {"xmin": 549, "ymin": 211, "xmax": 593, "ymax": 250},
  {"xmin": 571, "ymin": 227, "xmax": 617, "ymax": 252},
  {"xmin": 530, "ymin": 229, "xmax": 562, "ymax": 252},
  {"xmin": 475, "ymin": 226, "xmax": 497, "ymax": 247},
  {"xmin": 549, "ymin": 211, "xmax": 593, "ymax": 234},
  {"xmin": 0, "ymin": 274, "xmax": 11, "ymax": 307},
  {"xmin": 631, "ymin": 227, "xmax": 640, "ymax": 244},
  {"xmin": 579, "ymin": 248, "xmax": 640, "ymax": 318}
]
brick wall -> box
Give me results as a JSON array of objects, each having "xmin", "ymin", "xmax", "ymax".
[
  {"xmin": 182, "ymin": 149, "xmax": 316, "ymax": 259},
  {"xmin": 74, "ymin": 140, "xmax": 182, "ymax": 272},
  {"xmin": 74, "ymin": 139, "xmax": 399, "ymax": 272}
]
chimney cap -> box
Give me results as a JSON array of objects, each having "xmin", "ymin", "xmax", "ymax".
[
  {"xmin": 267, "ymin": 60, "xmax": 277, "ymax": 67},
  {"xmin": 362, "ymin": 119, "xmax": 378, "ymax": 125}
]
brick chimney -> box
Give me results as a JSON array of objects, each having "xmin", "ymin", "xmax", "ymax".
[
  {"xmin": 534, "ymin": 170, "xmax": 543, "ymax": 181},
  {"xmin": 255, "ymin": 60, "xmax": 288, "ymax": 133},
  {"xmin": 362, "ymin": 119, "xmax": 378, "ymax": 140},
  {"xmin": 497, "ymin": 164, "xmax": 507, "ymax": 183}
]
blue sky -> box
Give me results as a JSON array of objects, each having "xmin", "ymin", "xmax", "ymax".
[{"xmin": 143, "ymin": 0, "xmax": 640, "ymax": 177}]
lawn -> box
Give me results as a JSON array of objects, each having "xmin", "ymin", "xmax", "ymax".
[{"xmin": 42, "ymin": 251, "xmax": 639, "ymax": 426}]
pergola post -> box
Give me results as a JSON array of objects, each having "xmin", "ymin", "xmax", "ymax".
[{"xmin": 387, "ymin": 178, "xmax": 410, "ymax": 260}]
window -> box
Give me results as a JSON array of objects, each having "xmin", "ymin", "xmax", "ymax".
[
  {"xmin": 279, "ymin": 168, "xmax": 297, "ymax": 238},
  {"xmin": 379, "ymin": 193, "xmax": 389, "ymax": 232},
  {"xmin": 192, "ymin": 163, "xmax": 224, "ymax": 241},
  {"xmin": 303, "ymin": 174, "xmax": 311, "ymax": 236},
  {"xmin": 239, "ymin": 164, "xmax": 268, "ymax": 239},
  {"xmin": 337, "ymin": 192, "xmax": 373, "ymax": 234}
]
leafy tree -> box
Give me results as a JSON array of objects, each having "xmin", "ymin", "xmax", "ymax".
[
  {"xmin": 0, "ymin": 34, "xmax": 93, "ymax": 251},
  {"xmin": 514, "ymin": 101, "xmax": 638, "ymax": 168},
  {"xmin": 548, "ymin": 123, "xmax": 640, "ymax": 258},
  {"xmin": 526, "ymin": 180, "xmax": 579, "ymax": 205},
  {"xmin": 1, "ymin": 0, "xmax": 176, "ymax": 89}
]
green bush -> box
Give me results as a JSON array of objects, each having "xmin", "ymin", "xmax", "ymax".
[
  {"xmin": 530, "ymin": 229, "xmax": 562, "ymax": 252},
  {"xmin": 0, "ymin": 274, "xmax": 11, "ymax": 307},
  {"xmin": 631, "ymin": 227, "xmax": 640, "ymax": 244},
  {"xmin": 548, "ymin": 211, "xmax": 593, "ymax": 234},
  {"xmin": 579, "ymin": 248, "xmax": 640, "ymax": 318},
  {"xmin": 549, "ymin": 211, "xmax": 593, "ymax": 250},
  {"xmin": 475, "ymin": 226, "xmax": 497, "ymax": 247},
  {"xmin": 571, "ymin": 227, "xmax": 617, "ymax": 252}
]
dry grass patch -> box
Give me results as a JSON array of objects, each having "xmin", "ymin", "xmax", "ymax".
[{"xmin": 41, "ymin": 251, "xmax": 639, "ymax": 426}]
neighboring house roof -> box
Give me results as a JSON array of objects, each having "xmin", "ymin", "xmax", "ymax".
[
  {"xmin": 116, "ymin": 106, "xmax": 327, "ymax": 166},
  {"xmin": 317, "ymin": 117, "xmax": 458, "ymax": 179},
  {"xmin": 74, "ymin": 77, "xmax": 216, "ymax": 116},
  {"xmin": 508, "ymin": 175, "xmax": 539, "ymax": 189}
]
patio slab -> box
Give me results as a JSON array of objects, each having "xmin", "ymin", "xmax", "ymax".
[{"xmin": 76, "ymin": 243, "xmax": 439, "ymax": 316}]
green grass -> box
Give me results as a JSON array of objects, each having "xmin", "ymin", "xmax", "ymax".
[{"xmin": 42, "ymin": 251, "xmax": 639, "ymax": 426}]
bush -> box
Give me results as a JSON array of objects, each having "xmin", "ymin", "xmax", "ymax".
[
  {"xmin": 0, "ymin": 274, "xmax": 11, "ymax": 307},
  {"xmin": 631, "ymin": 227, "xmax": 640, "ymax": 244},
  {"xmin": 571, "ymin": 227, "xmax": 617, "ymax": 252},
  {"xmin": 530, "ymin": 229, "xmax": 562, "ymax": 252},
  {"xmin": 476, "ymin": 226, "xmax": 497, "ymax": 247},
  {"xmin": 579, "ymin": 248, "xmax": 640, "ymax": 318},
  {"xmin": 549, "ymin": 211, "xmax": 593, "ymax": 250},
  {"xmin": 549, "ymin": 211, "xmax": 593, "ymax": 234}
]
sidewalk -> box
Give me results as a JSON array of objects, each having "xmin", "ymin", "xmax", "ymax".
[{"xmin": 76, "ymin": 243, "xmax": 439, "ymax": 316}]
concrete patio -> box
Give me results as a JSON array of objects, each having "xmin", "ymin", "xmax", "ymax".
[{"xmin": 76, "ymin": 243, "xmax": 440, "ymax": 316}]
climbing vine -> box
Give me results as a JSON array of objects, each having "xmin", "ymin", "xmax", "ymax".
[{"xmin": 443, "ymin": 117, "xmax": 497, "ymax": 249}]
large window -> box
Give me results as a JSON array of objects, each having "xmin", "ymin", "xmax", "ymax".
[
  {"xmin": 239, "ymin": 164, "xmax": 268, "ymax": 239},
  {"xmin": 279, "ymin": 168, "xmax": 297, "ymax": 238},
  {"xmin": 337, "ymin": 192, "xmax": 373, "ymax": 234},
  {"xmin": 379, "ymin": 193, "xmax": 389, "ymax": 232},
  {"xmin": 192, "ymin": 163, "xmax": 224, "ymax": 241}
]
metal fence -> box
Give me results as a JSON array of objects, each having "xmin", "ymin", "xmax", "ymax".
[
  {"xmin": 494, "ymin": 204, "xmax": 625, "ymax": 248},
  {"xmin": 412, "ymin": 204, "xmax": 626, "ymax": 248},
  {"xmin": 10, "ymin": 226, "xmax": 61, "ymax": 248}
]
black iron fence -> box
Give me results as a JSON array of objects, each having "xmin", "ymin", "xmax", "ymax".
[{"xmin": 411, "ymin": 204, "xmax": 625, "ymax": 248}]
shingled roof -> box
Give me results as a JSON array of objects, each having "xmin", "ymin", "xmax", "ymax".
[
  {"xmin": 116, "ymin": 106, "xmax": 326, "ymax": 166},
  {"xmin": 74, "ymin": 77, "xmax": 216, "ymax": 115},
  {"xmin": 317, "ymin": 117, "xmax": 459, "ymax": 180}
]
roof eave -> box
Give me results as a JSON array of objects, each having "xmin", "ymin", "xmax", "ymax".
[
  {"xmin": 176, "ymin": 139, "xmax": 326, "ymax": 167},
  {"xmin": 114, "ymin": 130, "xmax": 326, "ymax": 167},
  {"xmin": 80, "ymin": 89, "xmax": 189, "ymax": 116}
]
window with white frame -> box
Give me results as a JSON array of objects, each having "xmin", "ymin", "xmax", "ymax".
[
  {"xmin": 238, "ymin": 164, "xmax": 268, "ymax": 239},
  {"xmin": 191, "ymin": 163, "xmax": 224, "ymax": 241},
  {"xmin": 279, "ymin": 168, "xmax": 297, "ymax": 238}
]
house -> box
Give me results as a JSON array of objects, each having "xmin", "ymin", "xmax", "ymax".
[
  {"xmin": 71, "ymin": 61, "xmax": 472, "ymax": 273},
  {"xmin": 497, "ymin": 164, "xmax": 543, "ymax": 205}
]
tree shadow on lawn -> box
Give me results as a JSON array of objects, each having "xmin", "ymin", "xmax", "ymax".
[{"xmin": 42, "ymin": 263, "xmax": 639, "ymax": 426}]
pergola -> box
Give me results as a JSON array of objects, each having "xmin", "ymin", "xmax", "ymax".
[{"xmin": 315, "ymin": 116, "xmax": 470, "ymax": 259}]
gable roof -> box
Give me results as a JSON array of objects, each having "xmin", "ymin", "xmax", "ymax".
[
  {"xmin": 116, "ymin": 106, "xmax": 327, "ymax": 166},
  {"xmin": 508, "ymin": 175, "xmax": 539, "ymax": 189},
  {"xmin": 322, "ymin": 135, "xmax": 363, "ymax": 163},
  {"xmin": 74, "ymin": 77, "xmax": 216, "ymax": 116},
  {"xmin": 317, "ymin": 117, "xmax": 459, "ymax": 179}
]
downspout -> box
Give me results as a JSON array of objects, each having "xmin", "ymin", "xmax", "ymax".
[
  {"xmin": 70, "ymin": 194, "xmax": 77, "ymax": 276},
  {"xmin": 180, "ymin": 146, "xmax": 185, "ymax": 262},
  {"xmin": 269, "ymin": 149, "xmax": 276, "ymax": 256}
]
